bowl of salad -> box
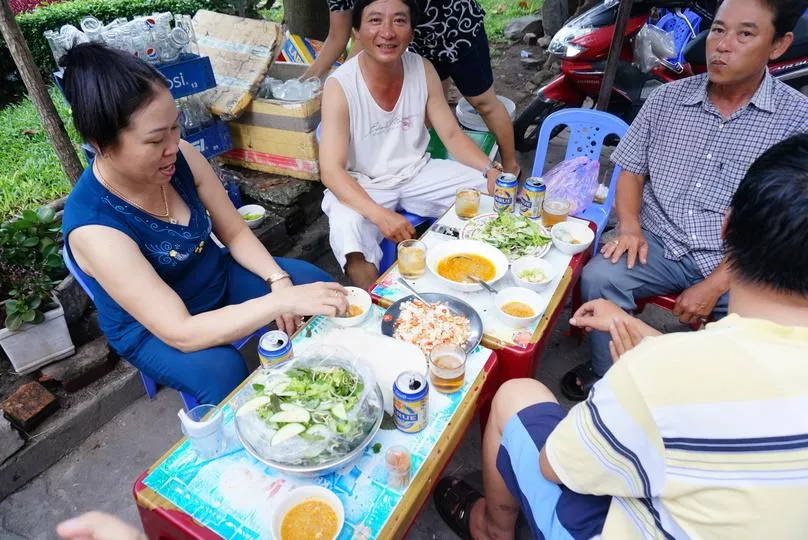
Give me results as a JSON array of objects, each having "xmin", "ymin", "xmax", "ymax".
[
  {"xmin": 510, "ymin": 257, "xmax": 556, "ymax": 291},
  {"xmin": 234, "ymin": 353, "xmax": 383, "ymax": 477},
  {"xmin": 238, "ymin": 204, "xmax": 267, "ymax": 229},
  {"xmin": 461, "ymin": 212, "xmax": 552, "ymax": 261}
]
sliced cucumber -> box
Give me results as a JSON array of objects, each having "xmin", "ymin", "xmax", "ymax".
[
  {"xmin": 280, "ymin": 403, "xmax": 308, "ymax": 413},
  {"xmin": 236, "ymin": 396, "xmax": 272, "ymax": 417},
  {"xmin": 271, "ymin": 423, "xmax": 305, "ymax": 446},
  {"xmin": 330, "ymin": 403, "xmax": 348, "ymax": 421},
  {"xmin": 269, "ymin": 409, "xmax": 311, "ymax": 424}
]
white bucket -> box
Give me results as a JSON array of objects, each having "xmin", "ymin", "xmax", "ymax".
[{"xmin": 456, "ymin": 95, "xmax": 516, "ymax": 131}]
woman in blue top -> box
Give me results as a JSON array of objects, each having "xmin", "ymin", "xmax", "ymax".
[{"xmin": 61, "ymin": 43, "xmax": 348, "ymax": 404}]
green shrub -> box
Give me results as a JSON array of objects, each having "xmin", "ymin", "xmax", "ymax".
[{"xmin": 1, "ymin": 0, "xmax": 235, "ymax": 78}]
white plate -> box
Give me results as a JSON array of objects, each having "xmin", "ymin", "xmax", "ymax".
[{"xmin": 461, "ymin": 213, "xmax": 552, "ymax": 261}]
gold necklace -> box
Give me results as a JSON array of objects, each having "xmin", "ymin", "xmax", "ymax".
[{"xmin": 95, "ymin": 162, "xmax": 177, "ymax": 225}]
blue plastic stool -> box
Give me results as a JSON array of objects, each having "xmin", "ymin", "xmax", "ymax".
[
  {"xmin": 530, "ymin": 109, "xmax": 629, "ymax": 251},
  {"xmin": 315, "ymin": 123, "xmax": 434, "ymax": 274},
  {"xmin": 655, "ymin": 9, "xmax": 703, "ymax": 69},
  {"xmin": 62, "ymin": 248, "xmax": 264, "ymax": 410}
]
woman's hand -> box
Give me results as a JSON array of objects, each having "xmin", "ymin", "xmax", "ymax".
[
  {"xmin": 272, "ymin": 282, "xmax": 349, "ymax": 324},
  {"xmin": 269, "ymin": 277, "xmax": 301, "ymax": 334}
]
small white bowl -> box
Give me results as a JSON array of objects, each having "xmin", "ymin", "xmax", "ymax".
[
  {"xmin": 329, "ymin": 286, "xmax": 371, "ymax": 327},
  {"xmin": 494, "ymin": 287, "xmax": 543, "ymax": 328},
  {"xmin": 238, "ymin": 204, "xmax": 266, "ymax": 229},
  {"xmin": 511, "ymin": 257, "xmax": 556, "ymax": 291},
  {"xmin": 270, "ymin": 485, "xmax": 345, "ymax": 540},
  {"xmin": 551, "ymin": 222, "xmax": 595, "ymax": 255},
  {"xmin": 426, "ymin": 239, "xmax": 509, "ymax": 292}
]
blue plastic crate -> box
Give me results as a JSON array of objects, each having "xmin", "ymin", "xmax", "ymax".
[
  {"xmin": 53, "ymin": 53, "xmax": 217, "ymax": 101},
  {"xmin": 184, "ymin": 120, "xmax": 232, "ymax": 159},
  {"xmin": 77, "ymin": 121, "xmax": 230, "ymax": 162},
  {"xmin": 158, "ymin": 54, "xmax": 217, "ymax": 99}
]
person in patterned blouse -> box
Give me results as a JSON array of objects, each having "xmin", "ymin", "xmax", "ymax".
[{"xmin": 303, "ymin": 0, "xmax": 520, "ymax": 177}]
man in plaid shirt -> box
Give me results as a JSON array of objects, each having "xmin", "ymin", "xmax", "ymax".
[{"xmin": 566, "ymin": 0, "xmax": 808, "ymax": 400}]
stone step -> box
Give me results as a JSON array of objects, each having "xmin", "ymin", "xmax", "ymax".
[{"xmin": 0, "ymin": 361, "xmax": 144, "ymax": 501}]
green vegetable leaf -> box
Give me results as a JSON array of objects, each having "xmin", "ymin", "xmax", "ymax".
[
  {"xmin": 252, "ymin": 383, "xmax": 265, "ymax": 392},
  {"xmin": 36, "ymin": 206, "xmax": 56, "ymax": 224},
  {"xmin": 6, "ymin": 313, "xmax": 22, "ymax": 331}
]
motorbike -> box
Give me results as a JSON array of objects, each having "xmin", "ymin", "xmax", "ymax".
[{"xmin": 513, "ymin": 0, "xmax": 808, "ymax": 152}]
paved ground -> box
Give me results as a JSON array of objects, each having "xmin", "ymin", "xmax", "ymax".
[{"xmin": 0, "ymin": 141, "xmax": 690, "ymax": 539}]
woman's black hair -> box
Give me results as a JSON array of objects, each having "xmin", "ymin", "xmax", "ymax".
[
  {"xmin": 60, "ymin": 42, "xmax": 170, "ymax": 153},
  {"xmin": 352, "ymin": 0, "xmax": 420, "ymax": 30}
]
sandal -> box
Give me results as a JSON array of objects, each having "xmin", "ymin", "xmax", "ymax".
[
  {"xmin": 433, "ymin": 476, "xmax": 483, "ymax": 540},
  {"xmin": 560, "ymin": 363, "xmax": 599, "ymax": 402}
]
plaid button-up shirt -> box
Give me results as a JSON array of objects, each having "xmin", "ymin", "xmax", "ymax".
[{"xmin": 611, "ymin": 72, "xmax": 808, "ymax": 277}]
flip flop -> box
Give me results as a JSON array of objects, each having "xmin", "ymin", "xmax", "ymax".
[
  {"xmin": 433, "ymin": 476, "xmax": 483, "ymax": 540},
  {"xmin": 560, "ymin": 363, "xmax": 599, "ymax": 402}
]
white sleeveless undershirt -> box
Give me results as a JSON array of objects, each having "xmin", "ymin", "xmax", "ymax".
[{"xmin": 329, "ymin": 50, "xmax": 430, "ymax": 189}]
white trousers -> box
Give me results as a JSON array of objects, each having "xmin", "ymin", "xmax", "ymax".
[{"xmin": 322, "ymin": 158, "xmax": 488, "ymax": 269}]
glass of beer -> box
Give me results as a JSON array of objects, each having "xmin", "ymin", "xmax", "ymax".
[
  {"xmin": 542, "ymin": 198, "xmax": 570, "ymax": 229},
  {"xmin": 429, "ymin": 343, "xmax": 467, "ymax": 393},
  {"xmin": 455, "ymin": 187, "xmax": 481, "ymax": 220},
  {"xmin": 397, "ymin": 240, "xmax": 426, "ymax": 279}
]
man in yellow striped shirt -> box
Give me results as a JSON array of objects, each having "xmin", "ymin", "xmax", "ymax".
[{"xmin": 434, "ymin": 132, "xmax": 808, "ymax": 539}]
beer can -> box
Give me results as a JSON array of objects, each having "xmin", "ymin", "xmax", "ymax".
[
  {"xmin": 257, "ymin": 330, "xmax": 293, "ymax": 370},
  {"xmin": 517, "ymin": 177, "xmax": 546, "ymax": 219},
  {"xmin": 493, "ymin": 173, "xmax": 519, "ymax": 213},
  {"xmin": 393, "ymin": 371, "xmax": 429, "ymax": 433}
]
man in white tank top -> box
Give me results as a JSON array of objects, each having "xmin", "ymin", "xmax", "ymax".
[{"xmin": 319, "ymin": 0, "xmax": 504, "ymax": 290}]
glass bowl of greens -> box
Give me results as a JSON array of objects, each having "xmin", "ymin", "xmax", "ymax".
[{"xmin": 234, "ymin": 351, "xmax": 384, "ymax": 477}]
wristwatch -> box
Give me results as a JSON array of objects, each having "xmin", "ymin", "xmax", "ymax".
[
  {"xmin": 265, "ymin": 272, "xmax": 291, "ymax": 286},
  {"xmin": 482, "ymin": 160, "xmax": 503, "ymax": 178}
]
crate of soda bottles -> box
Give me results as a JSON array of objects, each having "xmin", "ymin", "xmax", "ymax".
[
  {"xmin": 46, "ymin": 13, "xmax": 217, "ymax": 99},
  {"xmin": 222, "ymin": 62, "xmax": 323, "ymax": 181}
]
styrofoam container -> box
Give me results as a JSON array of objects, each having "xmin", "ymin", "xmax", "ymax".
[
  {"xmin": 456, "ymin": 95, "xmax": 516, "ymax": 131},
  {"xmin": 271, "ymin": 485, "xmax": 345, "ymax": 540},
  {"xmin": 329, "ymin": 287, "xmax": 372, "ymax": 327},
  {"xmin": 426, "ymin": 240, "xmax": 509, "ymax": 292},
  {"xmin": 551, "ymin": 222, "xmax": 595, "ymax": 255},
  {"xmin": 238, "ymin": 204, "xmax": 267, "ymax": 229},
  {"xmin": 510, "ymin": 257, "xmax": 556, "ymax": 291},
  {"xmin": 0, "ymin": 297, "xmax": 75, "ymax": 375},
  {"xmin": 494, "ymin": 287, "xmax": 543, "ymax": 328}
]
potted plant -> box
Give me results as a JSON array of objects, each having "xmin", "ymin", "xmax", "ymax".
[{"xmin": 0, "ymin": 206, "xmax": 74, "ymax": 374}]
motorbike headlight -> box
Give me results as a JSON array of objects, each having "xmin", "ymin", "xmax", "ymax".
[{"xmin": 549, "ymin": 27, "xmax": 591, "ymax": 59}]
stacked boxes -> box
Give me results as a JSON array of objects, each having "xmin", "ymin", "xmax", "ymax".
[{"xmin": 222, "ymin": 63, "xmax": 321, "ymax": 181}]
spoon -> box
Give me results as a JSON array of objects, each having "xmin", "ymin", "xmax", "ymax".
[
  {"xmin": 397, "ymin": 277, "xmax": 459, "ymax": 314},
  {"xmin": 467, "ymin": 275, "xmax": 498, "ymax": 294},
  {"xmin": 397, "ymin": 277, "xmax": 434, "ymax": 307}
]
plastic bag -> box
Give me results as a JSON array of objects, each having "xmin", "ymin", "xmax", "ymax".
[
  {"xmin": 633, "ymin": 23, "xmax": 676, "ymax": 73},
  {"xmin": 234, "ymin": 346, "xmax": 382, "ymax": 467},
  {"xmin": 542, "ymin": 156, "xmax": 600, "ymax": 216}
]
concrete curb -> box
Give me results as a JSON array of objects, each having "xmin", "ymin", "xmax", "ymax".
[{"xmin": 0, "ymin": 362, "xmax": 144, "ymax": 501}]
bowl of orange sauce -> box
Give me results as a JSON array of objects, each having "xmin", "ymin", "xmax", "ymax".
[
  {"xmin": 271, "ymin": 485, "xmax": 344, "ymax": 540},
  {"xmin": 494, "ymin": 287, "xmax": 543, "ymax": 328}
]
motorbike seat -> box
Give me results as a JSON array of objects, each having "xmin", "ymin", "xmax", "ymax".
[
  {"xmin": 683, "ymin": 28, "xmax": 708, "ymax": 65},
  {"xmin": 684, "ymin": 13, "xmax": 808, "ymax": 66},
  {"xmin": 779, "ymin": 13, "xmax": 808, "ymax": 63}
]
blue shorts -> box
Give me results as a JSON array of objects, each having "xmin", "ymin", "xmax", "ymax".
[
  {"xmin": 497, "ymin": 403, "xmax": 611, "ymax": 540},
  {"xmin": 431, "ymin": 28, "xmax": 494, "ymax": 98}
]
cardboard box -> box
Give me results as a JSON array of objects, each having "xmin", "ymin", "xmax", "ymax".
[{"xmin": 222, "ymin": 62, "xmax": 322, "ymax": 180}]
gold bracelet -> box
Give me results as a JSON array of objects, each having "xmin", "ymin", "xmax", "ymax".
[{"xmin": 265, "ymin": 272, "xmax": 291, "ymax": 286}]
